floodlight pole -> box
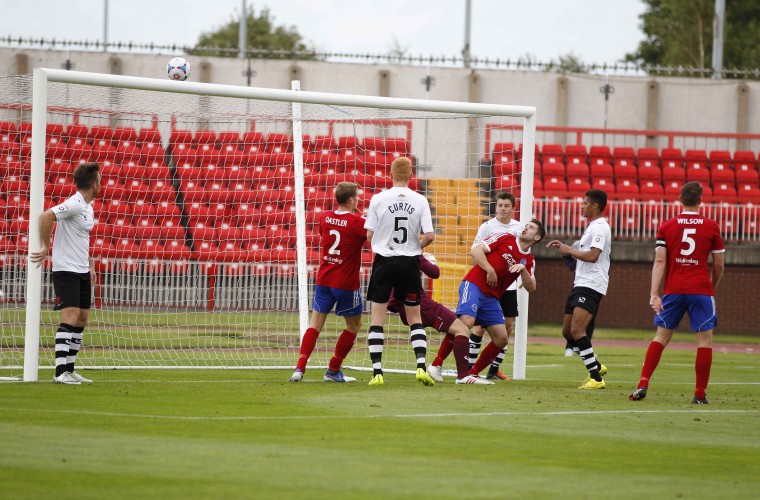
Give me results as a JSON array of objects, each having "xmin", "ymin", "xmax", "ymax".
[
  {"xmin": 712, "ymin": 0, "xmax": 725, "ymax": 79},
  {"xmin": 462, "ymin": 0, "xmax": 472, "ymax": 68},
  {"xmin": 102, "ymin": 0, "xmax": 109, "ymax": 52},
  {"xmin": 238, "ymin": 0, "xmax": 247, "ymax": 59}
]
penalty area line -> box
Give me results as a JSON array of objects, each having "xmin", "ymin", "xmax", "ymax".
[{"xmin": 0, "ymin": 406, "xmax": 757, "ymax": 422}]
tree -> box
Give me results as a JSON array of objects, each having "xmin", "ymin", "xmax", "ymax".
[
  {"xmin": 625, "ymin": 0, "xmax": 760, "ymax": 77},
  {"xmin": 191, "ymin": 6, "xmax": 315, "ymax": 59}
]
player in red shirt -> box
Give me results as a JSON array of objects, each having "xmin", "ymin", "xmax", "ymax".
[
  {"xmin": 455, "ymin": 219, "xmax": 545, "ymax": 383},
  {"xmin": 289, "ymin": 182, "xmax": 367, "ymax": 383},
  {"xmin": 630, "ymin": 181, "xmax": 725, "ymax": 404}
]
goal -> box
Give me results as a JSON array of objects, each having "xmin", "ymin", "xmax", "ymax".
[{"xmin": 0, "ymin": 68, "xmax": 536, "ymax": 381}]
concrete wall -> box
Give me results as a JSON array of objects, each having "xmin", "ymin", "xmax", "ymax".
[{"xmin": 3, "ymin": 47, "xmax": 760, "ymax": 136}]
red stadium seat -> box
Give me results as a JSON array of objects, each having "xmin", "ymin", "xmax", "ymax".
[
  {"xmin": 712, "ymin": 182, "xmax": 738, "ymax": 203},
  {"xmin": 542, "ymin": 143, "xmax": 564, "ymax": 164},
  {"xmin": 637, "ymin": 147, "xmax": 659, "ymax": 168},
  {"xmin": 241, "ymin": 131, "xmax": 266, "ymax": 155},
  {"xmin": 639, "ymin": 180, "xmax": 664, "ymax": 199},
  {"xmin": 662, "ymin": 162, "xmax": 686, "ymax": 183},
  {"xmin": 589, "ymin": 146, "xmax": 611, "ymax": 167},
  {"xmin": 738, "ymin": 184, "xmax": 760, "ymax": 204},
  {"xmin": 266, "ymin": 132, "xmax": 291, "ymax": 154},
  {"xmin": 567, "ymin": 176, "xmax": 591, "ymax": 194},
  {"xmin": 615, "ymin": 179, "xmax": 640, "ymax": 199},
  {"xmin": 592, "ymin": 177, "xmax": 614, "ymax": 193},
  {"xmin": 686, "ymin": 163, "xmax": 710, "ymax": 183},
  {"xmin": 710, "ymin": 157, "xmax": 735, "ymax": 184},
  {"xmin": 612, "ymin": 147, "xmax": 636, "ymax": 167},
  {"xmin": 565, "ymin": 144, "xmax": 588, "ymax": 166},
  {"xmin": 543, "ymin": 175, "xmax": 568, "ymax": 196},
  {"xmin": 613, "ymin": 164, "xmax": 637, "ymax": 182},
  {"xmin": 661, "ymin": 147, "xmax": 683, "ymax": 166},
  {"xmin": 541, "ymin": 154, "xmax": 565, "ymax": 177},
  {"xmin": 685, "ymin": 149, "xmax": 708, "ymax": 169},
  {"xmin": 590, "ymin": 163, "xmax": 613, "ymax": 179}
]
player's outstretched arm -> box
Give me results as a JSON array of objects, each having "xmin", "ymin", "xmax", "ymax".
[{"xmin": 420, "ymin": 253, "xmax": 440, "ymax": 279}]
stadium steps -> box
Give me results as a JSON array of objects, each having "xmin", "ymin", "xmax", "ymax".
[{"xmin": 427, "ymin": 178, "xmax": 489, "ymax": 307}]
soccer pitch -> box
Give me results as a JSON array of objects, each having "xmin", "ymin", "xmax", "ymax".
[{"xmin": 1, "ymin": 342, "xmax": 759, "ymax": 499}]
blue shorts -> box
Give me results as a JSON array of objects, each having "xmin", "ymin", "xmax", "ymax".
[
  {"xmin": 654, "ymin": 294, "xmax": 717, "ymax": 332},
  {"xmin": 455, "ymin": 280, "xmax": 505, "ymax": 328},
  {"xmin": 313, "ymin": 285, "xmax": 363, "ymax": 317}
]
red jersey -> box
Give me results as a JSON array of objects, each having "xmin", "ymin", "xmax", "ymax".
[
  {"xmin": 316, "ymin": 210, "xmax": 367, "ymax": 290},
  {"xmin": 656, "ymin": 211, "xmax": 725, "ymax": 296},
  {"xmin": 464, "ymin": 232, "xmax": 535, "ymax": 298}
]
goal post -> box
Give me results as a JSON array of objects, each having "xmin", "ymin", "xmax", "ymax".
[{"xmin": 11, "ymin": 68, "xmax": 536, "ymax": 381}]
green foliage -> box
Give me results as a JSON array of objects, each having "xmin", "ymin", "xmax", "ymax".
[
  {"xmin": 545, "ymin": 52, "xmax": 589, "ymax": 74},
  {"xmin": 626, "ymin": 0, "xmax": 760, "ymax": 77},
  {"xmin": 191, "ymin": 6, "xmax": 315, "ymax": 59}
]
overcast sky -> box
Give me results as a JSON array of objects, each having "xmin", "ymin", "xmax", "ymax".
[{"xmin": 0, "ymin": 0, "xmax": 646, "ymax": 64}]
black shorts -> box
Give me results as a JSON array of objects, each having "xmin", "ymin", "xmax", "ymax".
[
  {"xmin": 367, "ymin": 255, "xmax": 422, "ymax": 306},
  {"xmin": 52, "ymin": 271, "xmax": 92, "ymax": 310},
  {"xmin": 500, "ymin": 289, "xmax": 519, "ymax": 318},
  {"xmin": 564, "ymin": 286, "xmax": 603, "ymax": 317}
]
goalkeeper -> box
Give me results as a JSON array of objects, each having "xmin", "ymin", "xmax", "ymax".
[{"xmin": 387, "ymin": 253, "xmax": 476, "ymax": 384}]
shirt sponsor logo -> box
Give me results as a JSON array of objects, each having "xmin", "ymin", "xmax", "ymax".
[
  {"xmin": 675, "ymin": 257, "xmax": 699, "ymax": 265},
  {"xmin": 502, "ymin": 253, "xmax": 516, "ymax": 267}
]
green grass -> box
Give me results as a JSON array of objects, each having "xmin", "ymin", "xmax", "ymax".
[{"xmin": 1, "ymin": 344, "xmax": 759, "ymax": 499}]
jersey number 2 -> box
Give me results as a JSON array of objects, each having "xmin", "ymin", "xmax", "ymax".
[
  {"xmin": 328, "ymin": 229, "xmax": 341, "ymax": 255},
  {"xmin": 393, "ymin": 217, "xmax": 408, "ymax": 244},
  {"xmin": 680, "ymin": 228, "xmax": 696, "ymax": 256}
]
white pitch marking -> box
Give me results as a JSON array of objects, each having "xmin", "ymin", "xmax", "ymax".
[{"xmin": 0, "ymin": 406, "xmax": 757, "ymax": 422}]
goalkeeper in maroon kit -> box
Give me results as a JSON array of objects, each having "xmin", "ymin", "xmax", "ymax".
[
  {"xmin": 289, "ymin": 182, "xmax": 367, "ymax": 383},
  {"xmin": 386, "ymin": 253, "xmax": 472, "ymax": 382},
  {"xmin": 630, "ymin": 181, "xmax": 725, "ymax": 404}
]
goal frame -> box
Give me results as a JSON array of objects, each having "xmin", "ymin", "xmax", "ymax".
[{"xmin": 23, "ymin": 68, "xmax": 537, "ymax": 382}]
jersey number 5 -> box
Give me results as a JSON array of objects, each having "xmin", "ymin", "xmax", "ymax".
[
  {"xmin": 680, "ymin": 228, "xmax": 696, "ymax": 256},
  {"xmin": 393, "ymin": 216, "xmax": 408, "ymax": 244}
]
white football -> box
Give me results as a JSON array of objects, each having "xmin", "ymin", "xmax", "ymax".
[
  {"xmin": 422, "ymin": 252, "xmax": 438, "ymax": 266},
  {"xmin": 167, "ymin": 57, "xmax": 191, "ymax": 81}
]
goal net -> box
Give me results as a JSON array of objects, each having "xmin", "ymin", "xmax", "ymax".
[{"xmin": 0, "ymin": 69, "xmax": 536, "ymax": 381}]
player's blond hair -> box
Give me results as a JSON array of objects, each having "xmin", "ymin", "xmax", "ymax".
[
  {"xmin": 391, "ymin": 156, "xmax": 413, "ymax": 183},
  {"xmin": 335, "ymin": 181, "xmax": 358, "ymax": 205}
]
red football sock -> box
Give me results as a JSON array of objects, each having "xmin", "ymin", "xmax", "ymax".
[
  {"xmin": 638, "ymin": 341, "xmax": 665, "ymax": 389},
  {"xmin": 452, "ymin": 335, "xmax": 470, "ymax": 379},
  {"xmin": 295, "ymin": 327, "xmax": 320, "ymax": 372},
  {"xmin": 329, "ymin": 330, "xmax": 357, "ymax": 371},
  {"xmin": 695, "ymin": 347, "xmax": 712, "ymax": 399},
  {"xmin": 432, "ymin": 333, "xmax": 455, "ymax": 367},
  {"xmin": 469, "ymin": 341, "xmax": 501, "ymax": 375}
]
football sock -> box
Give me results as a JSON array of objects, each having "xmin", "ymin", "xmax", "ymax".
[
  {"xmin": 329, "ymin": 330, "xmax": 357, "ymax": 371},
  {"xmin": 575, "ymin": 335, "xmax": 602, "ymax": 382},
  {"xmin": 487, "ymin": 346, "xmax": 507, "ymax": 375},
  {"xmin": 452, "ymin": 335, "xmax": 471, "ymax": 379},
  {"xmin": 432, "ymin": 333, "xmax": 455, "ymax": 367},
  {"xmin": 469, "ymin": 341, "xmax": 501, "ymax": 376},
  {"xmin": 695, "ymin": 347, "xmax": 712, "ymax": 400},
  {"xmin": 468, "ymin": 333, "xmax": 483, "ymax": 367},
  {"xmin": 638, "ymin": 340, "xmax": 665, "ymax": 389},
  {"xmin": 368, "ymin": 326, "xmax": 384, "ymax": 376},
  {"xmin": 295, "ymin": 327, "xmax": 319, "ymax": 372},
  {"xmin": 65, "ymin": 326, "xmax": 85, "ymax": 373},
  {"xmin": 54, "ymin": 323, "xmax": 74, "ymax": 377},
  {"xmin": 410, "ymin": 323, "xmax": 427, "ymax": 370}
]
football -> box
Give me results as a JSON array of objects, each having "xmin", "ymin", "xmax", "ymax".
[{"xmin": 167, "ymin": 57, "xmax": 191, "ymax": 81}]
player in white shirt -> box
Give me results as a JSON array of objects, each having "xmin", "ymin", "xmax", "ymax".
[
  {"xmin": 546, "ymin": 189, "xmax": 611, "ymax": 389},
  {"xmin": 364, "ymin": 156, "xmax": 436, "ymax": 386},
  {"xmin": 31, "ymin": 162, "xmax": 101, "ymax": 385}
]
